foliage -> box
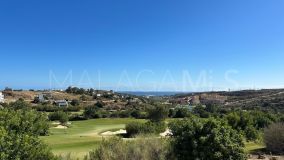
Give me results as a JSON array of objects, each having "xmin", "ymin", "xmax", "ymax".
[
  {"xmin": 70, "ymin": 99, "xmax": 80, "ymax": 106},
  {"xmin": 125, "ymin": 121, "xmax": 166, "ymax": 137},
  {"xmin": 147, "ymin": 105, "xmax": 169, "ymax": 122},
  {"xmin": 85, "ymin": 137, "xmax": 169, "ymax": 160},
  {"xmin": 83, "ymin": 105, "xmax": 100, "ymax": 119},
  {"xmin": 0, "ymin": 109, "xmax": 56, "ymax": 160},
  {"xmin": 0, "ymin": 109, "xmax": 49, "ymax": 136},
  {"xmin": 95, "ymin": 101, "xmax": 105, "ymax": 108},
  {"xmin": 35, "ymin": 104, "xmax": 80, "ymax": 112},
  {"xmin": 244, "ymin": 125, "xmax": 260, "ymax": 141},
  {"xmin": 193, "ymin": 105, "xmax": 210, "ymax": 118},
  {"xmin": 9, "ymin": 99, "xmax": 31, "ymax": 110},
  {"xmin": 264, "ymin": 123, "xmax": 284, "ymax": 154},
  {"xmin": 172, "ymin": 108, "xmax": 191, "ymax": 118},
  {"xmin": 225, "ymin": 110, "xmax": 277, "ymax": 141},
  {"xmin": 169, "ymin": 118, "xmax": 246, "ymax": 160},
  {"xmin": 48, "ymin": 111, "xmax": 69, "ymax": 125}
]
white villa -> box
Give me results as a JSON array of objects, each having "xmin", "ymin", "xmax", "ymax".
[
  {"xmin": 54, "ymin": 100, "xmax": 68, "ymax": 107},
  {"xmin": 0, "ymin": 92, "xmax": 4, "ymax": 103}
]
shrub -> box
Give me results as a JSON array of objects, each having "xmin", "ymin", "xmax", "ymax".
[
  {"xmin": 85, "ymin": 137, "xmax": 169, "ymax": 160},
  {"xmin": 244, "ymin": 125, "xmax": 260, "ymax": 141},
  {"xmin": 130, "ymin": 110, "xmax": 141, "ymax": 118},
  {"xmin": 118, "ymin": 110, "xmax": 131, "ymax": 118},
  {"xmin": 0, "ymin": 128, "xmax": 57, "ymax": 160},
  {"xmin": 70, "ymin": 99, "xmax": 80, "ymax": 106},
  {"xmin": 69, "ymin": 114, "xmax": 87, "ymax": 121},
  {"xmin": 174, "ymin": 108, "xmax": 190, "ymax": 118},
  {"xmin": 264, "ymin": 123, "xmax": 284, "ymax": 154},
  {"xmin": 148, "ymin": 105, "xmax": 169, "ymax": 122},
  {"xmin": 83, "ymin": 105, "xmax": 99, "ymax": 119},
  {"xmin": 169, "ymin": 118, "xmax": 246, "ymax": 160},
  {"xmin": 125, "ymin": 122, "xmax": 145, "ymax": 136},
  {"xmin": 36, "ymin": 104, "xmax": 58, "ymax": 112},
  {"xmin": 48, "ymin": 111, "xmax": 69, "ymax": 125},
  {"xmin": 0, "ymin": 109, "xmax": 49, "ymax": 136},
  {"xmin": 125, "ymin": 121, "xmax": 166, "ymax": 137},
  {"xmin": 0, "ymin": 109, "xmax": 56, "ymax": 160},
  {"xmin": 9, "ymin": 100, "xmax": 31, "ymax": 110}
]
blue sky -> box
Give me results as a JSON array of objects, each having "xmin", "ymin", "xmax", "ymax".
[{"xmin": 0, "ymin": 0, "xmax": 284, "ymax": 91}]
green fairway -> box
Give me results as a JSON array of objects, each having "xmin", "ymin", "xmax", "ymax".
[
  {"xmin": 245, "ymin": 142, "xmax": 266, "ymax": 153},
  {"xmin": 41, "ymin": 118, "xmax": 145, "ymax": 159}
]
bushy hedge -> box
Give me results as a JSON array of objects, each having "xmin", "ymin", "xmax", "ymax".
[
  {"xmin": 85, "ymin": 137, "xmax": 169, "ymax": 160},
  {"xmin": 0, "ymin": 109, "xmax": 57, "ymax": 160},
  {"xmin": 0, "ymin": 109, "xmax": 49, "ymax": 136},
  {"xmin": 36, "ymin": 105, "xmax": 80, "ymax": 112},
  {"xmin": 125, "ymin": 121, "xmax": 166, "ymax": 137},
  {"xmin": 48, "ymin": 111, "xmax": 69, "ymax": 124},
  {"xmin": 169, "ymin": 118, "xmax": 246, "ymax": 160}
]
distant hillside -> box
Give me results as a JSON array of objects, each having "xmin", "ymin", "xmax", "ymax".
[{"xmin": 172, "ymin": 89, "xmax": 284, "ymax": 112}]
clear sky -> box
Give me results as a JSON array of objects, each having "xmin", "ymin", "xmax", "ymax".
[{"xmin": 0, "ymin": 0, "xmax": 284, "ymax": 91}]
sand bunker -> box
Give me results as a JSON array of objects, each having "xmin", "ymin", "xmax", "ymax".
[
  {"xmin": 54, "ymin": 125, "xmax": 68, "ymax": 129},
  {"xmin": 101, "ymin": 129, "xmax": 127, "ymax": 136},
  {"xmin": 160, "ymin": 129, "xmax": 172, "ymax": 137}
]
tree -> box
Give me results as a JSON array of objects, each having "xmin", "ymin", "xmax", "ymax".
[
  {"xmin": 174, "ymin": 108, "xmax": 190, "ymax": 118},
  {"xmin": 9, "ymin": 100, "xmax": 31, "ymax": 110},
  {"xmin": 264, "ymin": 123, "xmax": 284, "ymax": 154},
  {"xmin": 205, "ymin": 104, "xmax": 219, "ymax": 113},
  {"xmin": 0, "ymin": 109, "xmax": 49, "ymax": 136},
  {"xmin": 0, "ymin": 109, "xmax": 56, "ymax": 160},
  {"xmin": 95, "ymin": 101, "xmax": 105, "ymax": 108},
  {"xmin": 84, "ymin": 105, "xmax": 100, "ymax": 119},
  {"xmin": 193, "ymin": 105, "xmax": 210, "ymax": 118},
  {"xmin": 147, "ymin": 105, "xmax": 169, "ymax": 122},
  {"xmin": 48, "ymin": 111, "xmax": 69, "ymax": 125},
  {"xmin": 169, "ymin": 118, "xmax": 246, "ymax": 160},
  {"xmin": 0, "ymin": 128, "xmax": 57, "ymax": 160},
  {"xmin": 244, "ymin": 125, "xmax": 259, "ymax": 141},
  {"xmin": 71, "ymin": 99, "xmax": 80, "ymax": 106}
]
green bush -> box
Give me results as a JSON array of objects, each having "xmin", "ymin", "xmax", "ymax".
[
  {"xmin": 0, "ymin": 109, "xmax": 56, "ymax": 160},
  {"xmin": 147, "ymin": 105, "xmax": 169, "ymax": 122},
  {"xmin": 174, "ymin": 108, "xmax": 191, "ymax": 118},
  {"xmin": 83, "ymin": 105, "xmax": 100, "ymax": 119},
  {"xmin": 85, "ymin": 137, "xmax": 169, "ymax": 160},
  {"xmin": 0, "ymin": 109, "xmax": 49, "ymax": 136},
  {"xmin": 125, "ymin": 121, "xmax": 166, "ymax": 137},
  {"xmin": 169, "ymin": 118, "xmax": 246, "ymax": 160},
  {"xmin": 244, "ymin": 125, "xmax": 260, "ymax": 141},
  {"xmin": 125, "ymin": 122, "xmax": 145, "ymax": 136},
  {"xmin": 71, "ymin": 99, "xmax": 80, "ymax": 106},
  {"xmin": 48, "ymin": 111, "xmax": 69, "ymax": 125},
  {"xmin": 9, "ymin": 99, "xmax": 31, "ymax": 110}
]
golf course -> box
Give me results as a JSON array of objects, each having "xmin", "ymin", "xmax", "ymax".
[
  {"xmin": 41, "ymin": 118, "xmax": 145, "ymax": 159},
  {"xmin": 41, "ymin": 118, "xmax": 266, "ymax": 160}
]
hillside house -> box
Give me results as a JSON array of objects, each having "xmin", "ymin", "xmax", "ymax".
[
  {"xmin": 0, "ymin": 92, "xmax": 4, "ymax": 103},
  {"xmin": 54, "ymin": 100, "xmax": 68, "ymax": 107},
  {"xmin": 36, "ymin": 94, "xmax": 46, "ymax": 103}
]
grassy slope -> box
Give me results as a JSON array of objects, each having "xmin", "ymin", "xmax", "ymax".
[
  {"xmin": 41, "ymin": 118, "xmax": 145, "ymax": 159},
  {"xmin": 245, "ymin": 142, "xmax": 266, "ymax": 153}
]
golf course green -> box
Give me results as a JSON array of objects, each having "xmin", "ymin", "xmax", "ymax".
[
  {"xmin": 41, "ymin": 118, "xmax": 145, "ymax": 159},
  {"xmin": 41, "ymin": 118, "xmax": 264, "ymax": 159}
]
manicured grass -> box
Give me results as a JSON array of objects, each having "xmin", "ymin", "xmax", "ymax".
[
  {"xmin": 41, "ymin": 118, "xmax": 145, "ymax": 159},
  {"xmin": 245, "ymin": 142, "xmax": 266, "ymax": 153}
]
